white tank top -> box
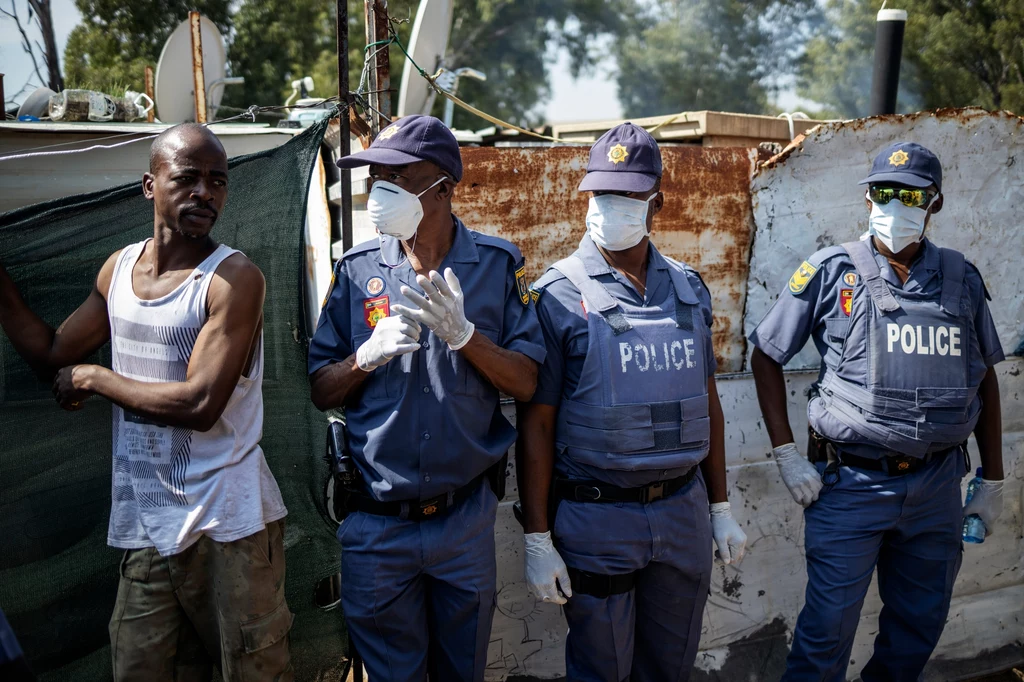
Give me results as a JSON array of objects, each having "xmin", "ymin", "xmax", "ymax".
[{"xmin": 106, "ymin": 240, "xmax": 286, "ymax": 556}]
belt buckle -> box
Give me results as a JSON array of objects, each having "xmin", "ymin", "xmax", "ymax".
[
  {"xmin": 576, "ymin": 485, "xmax": 602, "ymax": 502},
  {"xmin": 646, "ymin": 481, "xmax": 665, "ymax": 503},
  {"xmin": 891, "ymin": 456, "xmax": 913, "ymax": 474},
  {"xmin": 418, "ymin": 498, "xmax": 443, "ymax": 517}
]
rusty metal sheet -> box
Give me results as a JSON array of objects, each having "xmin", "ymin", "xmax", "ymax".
[{"xmin": 454, "ymin": 146, "xmax": 759, "ymax": 372}]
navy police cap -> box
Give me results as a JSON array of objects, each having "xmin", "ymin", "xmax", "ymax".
[
  {"xmin": 578, "ymin": 122, "xmax": 662, "ymax": 193},
  {"xmin": 336, "ymin": 114, "xmax": 463, "ymax": 182},
  {"xmin": 859, "ymin": 141, "xmax": 942, "ymax": 192}
]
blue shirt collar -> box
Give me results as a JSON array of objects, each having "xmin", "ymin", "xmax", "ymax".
[
  {"xmin": 378, "ymin": 214, "xmax": 479, "ymax": 267},
  {"xmin": 869, "ymin": 236, "xmax": 940, "ymax": 289},
  {"xmin": 577, "ymin": 233, "xmax": 669, "ymax": 276}
]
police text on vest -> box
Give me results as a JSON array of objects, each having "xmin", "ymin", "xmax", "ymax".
[
  {"xmin": 620, "ymin": 340, "xmax": 697, "ymax": 373},
  {"xmin": 886, "ymin": 324, "xmax": 961, "ymax": 356}
]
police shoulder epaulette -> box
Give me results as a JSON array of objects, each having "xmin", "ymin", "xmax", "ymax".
[
  {"xmin": 788, "ymin": 245, "xmax": 846, "ymax": 295},
  {"xmin": 471, "ymin": 231, "xmax": 524, "ymax": 263},
  {"xmin": 340, "ymin": 238, "xmax": 380, "ymax": 260},
  {"xmin": 530, "ymin": 267, "xmax": 568, "ymax": 303}
]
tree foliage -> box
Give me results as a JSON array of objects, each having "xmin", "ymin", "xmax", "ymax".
[
  {"xmin": 64, "ymin": 0, "xmax": 231, "ymax": 95},
  {"xmin": 799, "ymin": 0, "xmax": 1024, "ymax": 118},
  {"xmin": 439, "ymin": 0, "xmax": 633, "ymax": 128},
  {"xmin": 905, "ymin": 0, "xmax": 1024, "ymax": 113},
  {"xmin": 225, "ymin": 0, "xmax": 629, "ymax": 129},
  {"xmin": 614, "ymin": 0, "xmax": 821, "ymax": 118}
]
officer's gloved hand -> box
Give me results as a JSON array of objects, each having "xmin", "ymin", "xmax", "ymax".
[
  {"xmin": 524, "ymin": 531, "xmax": 573, "ymax": 605},
  {"xmin": 964, "ymin": 477, "xmax": 1004, "ymax": 536},
  {"xmin": 710, "ymin": 502, "xmax": 747, "ymax": 565},
  {"xmin": 354, "ymin": 314, "xmax": 422, "ymax": 371},
  {"xmin": 774, "ymin": 442, "xmax": 823, "ymax": 507},
  {"xmin": 395, "ymin": 268, "xmax": 475, "ymax": 350}
]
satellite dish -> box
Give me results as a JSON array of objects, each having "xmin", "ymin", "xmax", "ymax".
[
  {"xmin": 154, "ymin": 15, "xmax": 227, "ymax": 123},
  {"xmin": 396, "ymin": 0, "xmax": 454, "ymax": 117},
  {"xmin": 17, "ymin": 87, "xmax": 56, "ymax": 119}
]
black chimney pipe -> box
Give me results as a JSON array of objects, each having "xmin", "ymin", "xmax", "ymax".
[{"xmin": 869, "ymin": 7, "xmax": 908, "ymax": 115}]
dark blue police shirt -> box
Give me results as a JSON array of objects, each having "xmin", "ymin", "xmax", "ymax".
[{"xmin": 308, "ymin": 215, "xmax": 547, "ymax": 501}]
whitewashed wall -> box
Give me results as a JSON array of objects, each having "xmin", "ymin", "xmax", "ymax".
[{"xmin": 488, "ymin": 109, "xmax": 1024, "ymax": 681}]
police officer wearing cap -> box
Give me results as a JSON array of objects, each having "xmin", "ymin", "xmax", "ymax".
[
  {"xmin": 517, "ymin": 123, "xmax": 748, "ymax": 681},
  {"xmin": 308, "ymin": 115, "xmax": 547, "ymax": 681},
  {"xmin": 749, "ymin": 142, "xmax": 1005, "ymax": 681}
]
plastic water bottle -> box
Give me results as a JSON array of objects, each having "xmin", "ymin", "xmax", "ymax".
[{"xmin": 962, "ymin": 467, "xmax": 986, "ymax": 544}]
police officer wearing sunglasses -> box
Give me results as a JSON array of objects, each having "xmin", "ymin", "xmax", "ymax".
[
  {"xmin": 308, "ymin": 115, "xmax": 546, "ymax": 681},
  {"xmin": 749, "ymin": 142, "xmax": 1005, "ymax": 681},
  {"xmin": 517, "ymin": 123, "xmax": 747, "ymax": 681}
]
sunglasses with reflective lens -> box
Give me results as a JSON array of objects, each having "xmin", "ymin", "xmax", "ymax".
[{"xmin": 869, "ymin": 185, "xmax": 935, "ymax": 208}]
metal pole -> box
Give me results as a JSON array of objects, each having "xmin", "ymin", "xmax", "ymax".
[
  {"xmin": 0, "ymin": 74, "xmax": 5, "ymax": 120},
  {"xmin": 375, "ymin": 1, "xmax": 391, "ymax": 127},
  {"xmin": 338, "ymin": 0, "xmax": 353, "ymax": 253},
  {"xmin": 144, "ymin": 66, "xmax": 155, "ymax": 123},
  {"xmin": 869, "ymin": 8, "xmax": 907, "ymax": 116},
  {"xmin": 364, "ymin": 0, "xmax": 391, "ymax": 134},
  {"xmin": 189, "ymin": 12, "xmax": 208, "ymax": 123}
]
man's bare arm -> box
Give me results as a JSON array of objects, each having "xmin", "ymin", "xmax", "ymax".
[
  {"xmin": 751, "ymin": 347, "xmax": 795, "ymax": 447},
  {"xmin": 699, "ymin": 376, "xmax": 729, "ymax": 504},
  {"xmin": 516, "ymin": 402, "xmax": 558, "ymax": 533},
  {"xmin": 309, "ymin": 356, "xmax": 372, "ymax": 412},
  {"xmin": 0, "ymin": 252, "xmax": 119, "ymax": 377},
  {"xmin": 459, "ymin": 331, "xmax": 538, "ymax": 402},
  {"xmin": 58, "ymin": 255, "xmax": 265, "ymax": 431},
  {"xmin": 974, "ymin": 367, "xmax": 1004, "ymax": 479}
]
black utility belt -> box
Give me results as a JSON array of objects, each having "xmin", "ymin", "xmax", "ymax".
[
  {"xmin": 809, "ymin": 430, "xmax": 963, "ymax": 476},
  {"xmin": 568, "ymin": 566, "xmax": 637, "ymax": 598},
  {"xmin": 346, "ymin": 474, "xmax": 484, "ymax": 521},
  {"xmin": 552, "ymin": 466, "xmax": 697, "ymax": 504}
]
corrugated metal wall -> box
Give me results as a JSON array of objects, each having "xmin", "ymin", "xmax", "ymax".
[{"xmin": 466, "ymin": 110, "xmax": 1023, "ymax": 681}]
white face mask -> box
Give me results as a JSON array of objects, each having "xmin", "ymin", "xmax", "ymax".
[
  {"xmin": 866, "ymin": 191, "xmax": 928, "ymax": 254},
  {"xmin": 586, "ymin": 193, "xmax": 656, "ymax": 252},
  {"xmin": 367, "ymin": 177, "xmax": 446, "ymax": 241}
]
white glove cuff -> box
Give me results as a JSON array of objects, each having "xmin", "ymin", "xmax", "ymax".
[
  {"xmin": 524, "ymin": 530, "xmax": 555, "ymax": 556},
  {"xmin": 447, "ymin": 321, "xmax": 476, "ymax": 351},
  {"xmin": 979, "ymin": 478, "xmax": 1005, "ymax": 490},
  {"xmin": 709, "ymin": 501, "xmax": 732, "ymax": 517},
  {"xmin": 773, "ymin": 442, "xmax": 800, "ymax": 462},
  {"xmin": 355, "ymin": 344, "xmax": 374, "ymax": 372}
]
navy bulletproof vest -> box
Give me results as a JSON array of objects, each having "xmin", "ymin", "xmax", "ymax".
[
  {"xmin": 552, "ymin": 255, "xmax": 711, "ymax": 472},
  {"xmin": 813, "ymin": 240, "xmax": 986, "ymax": 457}
]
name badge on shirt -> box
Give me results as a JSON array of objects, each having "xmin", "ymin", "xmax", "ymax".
[{"xmin": 364, "ymin": 295, "xmax": 389, "ymax": 328}]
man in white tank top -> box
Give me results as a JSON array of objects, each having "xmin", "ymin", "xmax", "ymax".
[{"xmin": 0, "ymin": 123, "xmax": 292, "ymax": 681}]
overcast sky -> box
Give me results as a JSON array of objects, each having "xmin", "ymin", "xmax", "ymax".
[{"xmin": 2, "ymin": 0, "xmax": 806, "ymax": 122}]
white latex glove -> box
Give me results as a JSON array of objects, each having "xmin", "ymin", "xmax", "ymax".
[
  {"xmin": 354, "ymin": 314, "xmax": 421, "ymax": 371},
  {"xmin": 964, "ymin": 478, "xmax": 1004, "ymax": 536},
  {"xmin": 524, "ymin": 531, "xmax": 573, "ymax": 605},
  {"xmin": 774, "ymin": 442, "xmax": 823, "ymax": 508},
  {"xmin": 710, "ymin": 502, "xmax": 747, "ymax": 565},
  {"xmin": 393, "ymin": 268, "xmax": 475, "ymax": 350}
]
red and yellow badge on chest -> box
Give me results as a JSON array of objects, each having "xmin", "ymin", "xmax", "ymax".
[
  {"xmin": 840, "ymin": 289, "xmax": 853, "ymax": 316},
  {"xmin": 364, "ymin": 295, "xmax": 389, "ymax": 328}
]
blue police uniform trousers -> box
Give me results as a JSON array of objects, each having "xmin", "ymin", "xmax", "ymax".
[
  {"xmin": 554, "ymin": 475, "xmax": 713, "ymax": 682},
  {"xmin": 338, "ymin": 481, "xmax": 497, "ymax": 682},
  {"xmin": 784, "ymin": 450, "xmax": 965, "ymax": 682}
]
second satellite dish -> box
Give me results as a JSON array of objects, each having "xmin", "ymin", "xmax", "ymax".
[
  {"xmin": 397, "ymin": 0, "xmax": 454, "ymax": 117},
  {"xmin": 154, "ymin": 16, "xmax": 228, "ymax": 123}
]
